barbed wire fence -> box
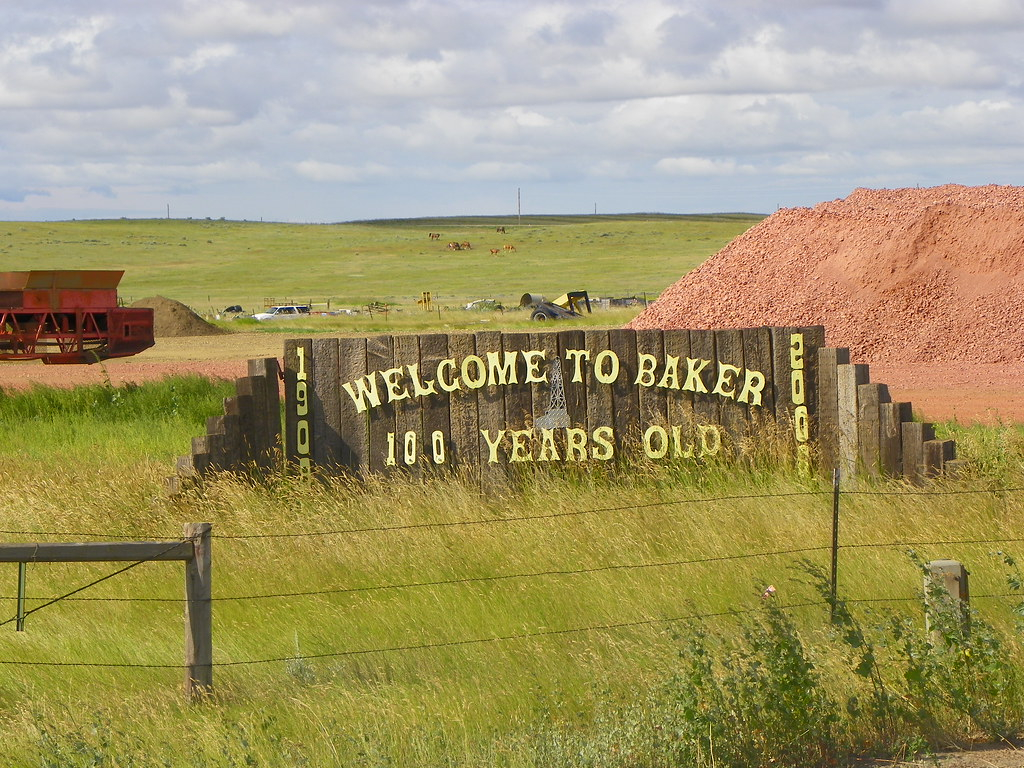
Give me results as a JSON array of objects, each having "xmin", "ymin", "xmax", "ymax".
[{"xmin": 1, "ymin": 483, "xmax": 1022, "ymax": 679}]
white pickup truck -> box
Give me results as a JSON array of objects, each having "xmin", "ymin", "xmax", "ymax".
[{"xmin": 251, "ymin": 304, "xmax": 312, "ymax": 321}]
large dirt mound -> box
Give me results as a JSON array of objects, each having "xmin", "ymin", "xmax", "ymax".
[
  {"xmin": 629, "ymin": 184, "xmax": 1024, "ymax": 365},
  {"xmin": 130, "ymin": 296, "xmax": 226, "ymax": 338}
]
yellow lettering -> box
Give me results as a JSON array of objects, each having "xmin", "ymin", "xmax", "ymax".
[
  {"xmin": 403, "ymin": 431, "xmax": 417, "ymax": 465},
  {"xmin": 509, "ymin": 429, "xmax": 533, "ymax": 462},
  {"xmin": 657, "ymin": 355, "xmax": 680, "ymax": 390},
  {"xmin": 385, "ymin": 432, "xmax": 397, "ymax": 466},
  {"xmin": 672, "ymin": 425, "xmax": 694, "ymax": 458},
  {"xmin": 486, "ymin": 351, "xmax": 519, "ymax": 386},
  {"xmin": 296, "ymin": 379, "xmax": 308, "ymax": 417},
  {"xmin": 794, "ymin": 405, "xmax": 810, "ymax": 443},
  {"xmin": 342, "ymin": 374, "xmax": 382, "ymax": 413},
  {"xmin": 591, "ymin": 426, "xmax": 615, "ymax": 460},
  {"xmin": 698, "ymin": 424, "xmax": 721, "ymax": 456},
  {"xmin": 480, "ymin": 429, "xmax": 506, "ymax": 463},
  {"xmin": 436, "ymin": 359, "xmax": 461, "ymax": 392},
  {"xmin": 407, "ymin": 363, "xmax": 438, "ymax": 397},
  {"xmin": 791, "ymin": 370, "xmax": 805, "ymax": 405},
  {"xmin": 381, "ymin": 367, "xmax": 410, "ymax": 402},
  {"xmin": 683, "ymin": 358, "xmax": 710, "ymax": 393},
  {"xmin": 635, "ymin": 353, "xmax": 658, "ymax": 387},
  {"xmin": 643, "ymin": 425, "xmax": 669, "ymax": 459},
  {"xmin": 431, "ymin": 430, "xmax": 446, "ymax": 464},
  {"xmin": 790, "ymin": 333, "xmax": 805, "ymax": 370},
  {"xmin": 537, "ymin": 429, "xmax": 560, "ymax": 461},
  {"xmin": 523, "ymin": 350, "xmax": 549, "ymax": 383},
  {"xmin": 736, "ymin": 369, "xmax": 766, "ymax": 406},
  {"xmin": 566, "ymin": 428, "xmax": 587, "ymax": 461},
  {"xmin": 594, "ymin": 350, "xmax": 619, "ymax": 384},
  {"xmin": 565, "ymin": 349, "xmax": 590, "ymax": 382},
  {"xmin": 462, "ymin": 355, "xmax": 487, "ymax": 389},
  {"xmin": 712, "ymin": 363, "xmax": 742, "ymax": 399}
]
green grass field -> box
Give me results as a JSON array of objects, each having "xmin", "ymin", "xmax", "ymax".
[
  {"xmin": 0, "ymin": 214, "xmax": 762, "ymax": 315},
  {"xmin": 2, "ymin": 216, "xmax": 1024, "ymax": 766}
]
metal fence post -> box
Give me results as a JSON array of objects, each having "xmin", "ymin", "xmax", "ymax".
[{"xmin": 830, "ymin": 468, "xmax": 840, "ymax": 623}]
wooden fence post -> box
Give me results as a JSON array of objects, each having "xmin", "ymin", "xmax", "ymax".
[
  {"xmin": 184, "ymin": 522, "xmax": 213, "ymax": 700},
  {"xmin": 925, "ymin": 559, "xmax": 969, "ymax": 643}
]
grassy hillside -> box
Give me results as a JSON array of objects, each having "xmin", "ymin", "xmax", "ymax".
[{"xmin": 0, "ymin": 214, "xmax": 762, "ymax": 316}]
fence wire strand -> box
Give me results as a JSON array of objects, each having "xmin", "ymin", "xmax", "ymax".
[{"xmin": 4, "ymin": 483, "xmax": 1024, "ymax": 670}]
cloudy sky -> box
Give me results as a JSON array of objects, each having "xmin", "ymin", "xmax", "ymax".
[{"xmin": 1, "ymin": 0, "xmax": 1022, "ymax": 223}]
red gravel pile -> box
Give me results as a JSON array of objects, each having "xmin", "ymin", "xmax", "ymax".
[{"xmin": 628, "ymin": 184, "xmax": 1024, "ymax": 364}]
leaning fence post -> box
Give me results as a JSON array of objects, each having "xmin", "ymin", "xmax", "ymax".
[
  {"xmin": 925, "ymin": 559, "xmax": 969, "ymax": 643},
  {"xmin": 830, "ymin": 468, "xmax": 840, "ymax": 623},
  {"xmin": 184, "ymin": 522, "xmax": 213, "ymax": 700}
]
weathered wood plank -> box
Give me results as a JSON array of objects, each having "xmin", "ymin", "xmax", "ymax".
[
  {"xmin": 446, "ymin": 333, "xmax": 479, "ymax": 472},
  {"xmin": 713, "ymin": 328, "xmax": 747, "ymax": 456},
  {"xmin": 393, "ymin": 335, "xmax": 424, "ymax": 476},
  {"xmin": 857, "ymin": 383, "xmax": 889, "ymax": 477},
  {"xmin": 475, "ymin": 331, "xmax": 507, "ymax": 487},
  {"xmin": 365, "ymin": 335, "xmax": 396, "ymax": 476},
  {"xmin": 608, "ymin": 328, "xmax": 640, "ymax": 457},
  {"xmin": 184, "ymin": 522, "xmax": 212, "ymax": 699},
  {"xmin": 311, "ymin": 337, "xmax": 342, "ymax": 470},
  {"xmin": 741, "ymin": 327, "xmax": 775, "ymax": 429},
  {"xmin": 248, "ymin": 358, "xmax": 281, "ymax": 463},
  {"xmin": 902, "ymin": 421, "xmax": 936, "ymax": 485},
  {"xmin": 501, "ymin": 331, "xmax": 534, "ymax": 429},
  {"xmin": 837, "ymin": 363, "xmax": 870, "ymax": 480},
  {"xmin": 635, "ymin": 329, "xmax": 668, "ymax": 427},
  {"xmin": 879, "ymin": 401, "xmax": 912, "ymax": 477},
  {"xmin": 418, "ymin": 333, "xmax": 451, "ymax": 472},
  {"xmin": 557, "ymin": 329, "xmax": 588, "ymax": 428},
  {"xmin": 925, "ymin": 439, "xmax": 956, "ymax": 478},
  {"xmin": 663, "ymin": 330, "xmax": 694, "ymax": 428},
  {"xmin": 337, "ymin": 336, "xmax": 369, "ymax": 476},
  {"xmin": 816, "ymin": 347, "xmax": 851, "ymax": 473},
  {"xmin": 0, "ymin": 541, "xmax": 194, "ymax": 562},
  {"xmin": 688, "ymin": 329, "xmax": 718, "ymax": 427}
]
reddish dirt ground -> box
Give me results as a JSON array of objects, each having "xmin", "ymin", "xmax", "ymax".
[{"xmin": 0, "ymin": 333, "xmax": 1021, "ymax": 427}]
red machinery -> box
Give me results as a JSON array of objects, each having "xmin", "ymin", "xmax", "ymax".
[{"xmin": 0, "ymin": 270, "xmax": 155, "ymax": 364}]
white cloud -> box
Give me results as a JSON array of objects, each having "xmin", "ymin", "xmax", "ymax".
[
  {"xmin": 463, "ymin": 161, "xmax": 550, "ymax": 181},
  {"xmin": 0, "ymin": 0, "xmax": 1023, "ymax": 221},
  {"xmin": 655, "ymin": 157, "xmax": 755, "ymax": 176},
  {"xmin": 293, "ymin": 161, "xmax": 391, "ymax": 183},
  {"xmin": 169, "ymin": 43, "xmax": 238, "ymax": 75}
]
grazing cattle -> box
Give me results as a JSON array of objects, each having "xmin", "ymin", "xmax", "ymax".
[
  {"xmin": 447, "ymin": 242, "xmax": 461, "ymax": 250},
  {"xmin": 489, "ymin": 248, "xmax": 501, "ymax": 255},
  {"xmin": 496, "ymin": 226, "xmax": 506, "ymax": 234},
  {"xmin": 460, "ymin": 241, "xmax": 472, "ymax": 249},
  {"xmin": 503, "ymin": 243, "xmax": 516, "ymax": 252}
]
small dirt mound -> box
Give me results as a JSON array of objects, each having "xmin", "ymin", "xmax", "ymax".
[
  {"xmin": 130, "ymin": 296, "xmax": 226, "ymax": 338},
  {"xmin": 628, "ymin": 184, "xmax": 1024, "ymax": 365}
]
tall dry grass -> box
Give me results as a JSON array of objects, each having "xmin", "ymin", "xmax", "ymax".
[{"xmin": 1, "ymin": 380, "xmax": 1024, "ymax": 765}]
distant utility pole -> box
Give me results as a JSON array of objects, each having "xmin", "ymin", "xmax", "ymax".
[{"xmin": 517, "ymin": 187, "xmax": 521, "ymax": 226}]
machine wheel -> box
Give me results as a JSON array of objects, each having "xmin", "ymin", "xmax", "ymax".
[{"xmin": 531, "ymin": 310, "xmax": 551, "ymax": 321}]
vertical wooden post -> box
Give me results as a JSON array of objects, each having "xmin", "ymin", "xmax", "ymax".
[
  {"xmin": 925, "ymin": 559, "xmax": 969, "ymax": 642},
  {"xmin": 184, "ymin": 522, "xmax": 213, "ymax": 700}
]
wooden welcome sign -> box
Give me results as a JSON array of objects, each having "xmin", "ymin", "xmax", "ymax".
[{"xmin": 281, "ymin": 327, "xmax": 824, "ymax": 479}]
